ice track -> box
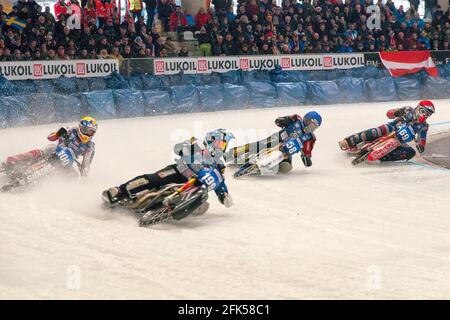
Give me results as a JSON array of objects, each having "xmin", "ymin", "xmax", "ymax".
[{"xmin": 1, "ymin": 100, "xmax": 450, "ymax": 299}]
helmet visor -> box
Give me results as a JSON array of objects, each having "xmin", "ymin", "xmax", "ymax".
[
  {"xmin": 417, "ymin": 106, "xmax": 434, "ymax": 118},
  {"xmin": 304, "ymin": 119, "xmax": 320, "ymax": 133},
  {"xmin": 212, "ymin": 139, "xmax": 227, "ymax": 152},
  {"xmin": 80, "ymin": 125, "xmax": 96, "ymax": 137}
]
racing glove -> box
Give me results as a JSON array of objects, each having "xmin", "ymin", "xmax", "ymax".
[
  {"xmin": 217, "ymin": 191, "xmax": 233, "ymax": 208},
  {"xmin": 416, "ymin": 144, "xmax": 425, "ymax": 153},
  {"xmin": 78, "ymin": 165, "xmax": 88, "ymax": 177},
  {"xmin": 57, "ymin": 127, "xmax": 68, "ymax": 139},
  {"xmin": 275, "ymin": 116, "xmax": 294, "ymax": 128},
  {"xmin": 301, "ymin": 154, "xmax": 312, "ymax": 167}
]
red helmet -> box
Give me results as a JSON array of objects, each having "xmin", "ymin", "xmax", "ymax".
[{"xmin": 414, "ymin": 100, "xmax": 435, "ymax": 121}]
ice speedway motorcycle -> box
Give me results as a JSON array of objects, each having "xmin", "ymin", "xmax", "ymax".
[
  {"xmin": 349, "ymin": 123, "xmax": 417, "ymax": 165},
  {"xmin": 0, "ymin": 146, "xmax": 80, "ymax": 192},
  {"xmin": 233, "ymin": 137, "xmax": 305, "ymax": 178},
  {"xmin": 102, "ymin": 177, "xmax": 211, "ymax": 227},
  {"xmin": 232, "ymin": 117, "xmax": 315, "ymax": 178}
]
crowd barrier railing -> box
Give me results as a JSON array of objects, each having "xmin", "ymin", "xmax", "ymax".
[{"xmin": 0, "ymin": 51, "xmax": 449, "ymax": 129}]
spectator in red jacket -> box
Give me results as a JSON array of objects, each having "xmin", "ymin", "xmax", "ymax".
[
  {"xmin": 54, "ymin": 0, "xmax": 70, "ymax": 22},
  {"xmin": 95, "ymin": 0, "xmax": 108, "ymax": 26},
  {"xmin": 82, "ymin": 1, "xmax": 96, "ymax": 27},
  {"xmin": 94, "ymin": 0, "xmax": 115, "ymax": 27},
  {"xmin": 195, "ymin": 7, "xmax": 212, "ymax": 30},
  {"xmin": 169, "ymin": 5, "xmax": 187, "ymax": 32}
]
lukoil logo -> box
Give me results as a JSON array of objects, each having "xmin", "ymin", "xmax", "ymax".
[
  {"xmin": 281, "ymin": 57, "xmax": 291, "ymax": 69},
  {"xmin": 33, "ymin": 64, "xmax": 43, "ymax": 77},
  {"xmin": 155, "ymin": 60, "xmax": 165, "ymax": 73},
  {"xmin": 76, "ymin": 62, "xmax": 86, "ymax": 75},
  {"xmin": 240, "ymin": 59, "xmax": 249, "ymax": 70},
  {"xmin": 198, "ymin": 59, "xmax": 208, "ymax": 72},
  {"xmin": 323, "ymin": 56, "xmax": 333, "ymax": 68}
]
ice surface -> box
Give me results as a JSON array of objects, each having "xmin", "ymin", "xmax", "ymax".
[{"xmin": 1, "ymin": 100, "xmax": 450, "ymax": 299}]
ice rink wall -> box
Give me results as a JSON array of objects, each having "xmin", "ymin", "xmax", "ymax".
[{"xmin": 1, "ymin": 63, "xmax": 450, "ymax": 128}]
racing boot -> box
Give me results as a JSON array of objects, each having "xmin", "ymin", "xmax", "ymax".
[
  {"xmin": 102, "ymin": 187, "xmax": 126, "ymax": 207},
  {"xmin": 339, "ymin": 138, "xmax": 360, "ymax": 152},
  {"xmin": 278, "ymin": 161, "xmax": 293, "ymax": 173},
  {"xmin": 338, "ymin": 138, "xmax": 350, "ymax": 151}
]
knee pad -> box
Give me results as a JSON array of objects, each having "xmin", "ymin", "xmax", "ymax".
[
  {"xmin": 404, "ymin": 148, "xmax": 416, "ymax": 160},
  {"xmin": 125, "ymin": 177, "xmax": 150, "ymax": 195},
  {"xmin": 30, "ymin": 149, "xmax": 44, "ymax": 158},
  {"xmin": 278, "ymin": 161, "xmax": 293, "ymax": 174}
]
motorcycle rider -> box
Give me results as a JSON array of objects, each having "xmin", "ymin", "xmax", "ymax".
[
  {"xmin": 225, "ymin": 111, "xmax": 322, "ymax": 174},
  {"xmin": 338, "ymin": 100, "xmax": 435, "ymax": 161},
  {"xmin": 103, "ymin": 128, "xmax": 235, "ymax": 209},
  {"xmin": 1, "ymin": 116, "xmax": 98, "ymax": 176}
]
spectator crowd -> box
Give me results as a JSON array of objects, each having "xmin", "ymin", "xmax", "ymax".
[{"xmin": 0, "ymin": 0, "xmax": 449, "ymax": 61}]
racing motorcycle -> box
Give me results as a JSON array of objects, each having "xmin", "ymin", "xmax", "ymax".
[
  {"xmin": 350, "ymin": 123, "xmax": 416, "ymax": 165},
  {"xmin": 0, "ymin": 146, "xmax": 79, "ymax": 192},
  {"xmin": 233, "ymin": 137, "xmax": 302, "ymax": 178},
  {"xmin": 102, "ymin": 178, "xmax": 210, "ymax": 227}
]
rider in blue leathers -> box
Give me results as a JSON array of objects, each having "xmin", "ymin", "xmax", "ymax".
[
  {"xmin": 225, "ymin": 111, "xmax": 322, "ymax": 174},
  {"xmin": 339, "ymin": 100, "xmax": 435, "ymax": 161},
  {"xmin": 103, "ymin": 129, "xmax": 234, "ymax": 208}
]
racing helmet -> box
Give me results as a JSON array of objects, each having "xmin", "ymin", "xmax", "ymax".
[
  {"xmin": 78, "ymin": 116, "xmax": 98, "ymax": 144},
  {"xmin": 302, "ymin": 111, "xmax": 322, "ymax": 134},
  {"xmin": 203, "ymin": 128, "xmax": 235, "ymax": 155},
  {"xmin": 414, "ymin": 100, "xmax": 435, "ymax": 121}
]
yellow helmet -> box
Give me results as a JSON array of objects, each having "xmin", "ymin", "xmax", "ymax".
[{"xmin": 77, "ymin": 116, "xmax": 98, "ymax": 144}]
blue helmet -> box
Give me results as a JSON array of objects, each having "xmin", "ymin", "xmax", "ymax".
[{"xmin": 303, "ymin": 111, "xmax": 322, "ymax": 133}]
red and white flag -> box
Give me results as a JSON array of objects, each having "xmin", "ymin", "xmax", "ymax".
[{"xmin": 379, "ymin": 51, "xmax": 438, "ymax": 77}]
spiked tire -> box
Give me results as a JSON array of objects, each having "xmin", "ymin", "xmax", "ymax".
[
  {"xmin": 138, "ymin": 190, "xmax": 208, "ymax": 226},
  {"xmin": 233, "ymin": 163, "xmax": 260, "ymax": 178},
  {"xmin": 351, "ymin": 150, "xmax": 369, "ymax": 165},
  {"xmin": 139, "ymin": 207, "xmax": 172, "ymax": 227}
]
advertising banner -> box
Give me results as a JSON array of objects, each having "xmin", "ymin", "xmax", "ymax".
[
  {"xmin": 153, "ymin": 54, "xmax": 366, "ymax": 75},
  {"xmin": 0, "ymin": 59, "xmax": 120, "ymax": 80}
]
